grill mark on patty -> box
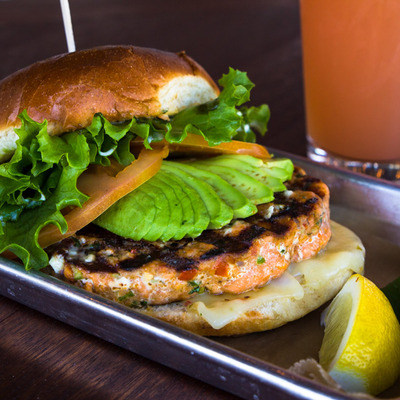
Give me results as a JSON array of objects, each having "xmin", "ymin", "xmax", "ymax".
[
  {"xmin": 50, "ymin": 223, "xmax": 269, "ymax": 273},
  {"xmin": 120, "ymin": 247, "xmax": 196, "ymax": 272},
  {"xmin": 270, "ymin": 196, "xmax": 319, "ymax": 222},
  {"xmin": 198, "ymin": 224, "xmax": 267, "ymax": 260}
]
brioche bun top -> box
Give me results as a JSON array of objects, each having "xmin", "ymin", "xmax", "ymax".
[{"xmin": 0, "ymin": 45, "xmax": 219, "ymax": 162}]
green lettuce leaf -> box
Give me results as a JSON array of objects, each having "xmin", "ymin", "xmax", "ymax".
[
  {"xmin": 0, "ymin": 68, "xmax": 270, "ymax": 270},
  {"xmin": 0, "ymin": 165, "xmax": 87, "ymax": 270},
  {"xmin": 166, "ymin": 68, "xmax": 270, "ymax": 146},
  {"xmin": 0, "ymin": 112, "xmax": 138, "ymax": 269}
]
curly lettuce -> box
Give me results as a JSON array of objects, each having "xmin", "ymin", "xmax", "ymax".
[{"xmin": 0, "ymin": 68, "xmax": 270, "ymax": 270}]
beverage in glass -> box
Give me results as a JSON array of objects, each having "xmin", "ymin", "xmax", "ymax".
[{"xmin": 300, "ymin": 0, "xmax": 400, "ymax": 181}]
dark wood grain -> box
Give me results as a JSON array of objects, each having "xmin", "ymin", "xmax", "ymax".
[
  {"xmin": 0, "ymin": 1, "xmax": 305, "ymax": 399},
  {"xmin": 0, "ymin": 296, "xmax": 241, "ymax": 400}
]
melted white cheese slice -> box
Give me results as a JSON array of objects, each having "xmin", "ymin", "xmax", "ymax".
[
  {"xmin": 289, "ymin": 221, "xmax": 365, "ymax": 288},
  {"xmin": 189, "ymin": 221, "xmax": 365, "ymax": 330},
  {"xmin": 192, "ymin": 272, "xmax": 304, "ymax": 330}
]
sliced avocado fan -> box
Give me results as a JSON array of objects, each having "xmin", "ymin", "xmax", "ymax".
[{"xmin": 94, "ymin": 155, "xmax": 294, "ymax": 241}]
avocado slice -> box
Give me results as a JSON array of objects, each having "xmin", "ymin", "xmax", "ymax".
[
  {"xmin": 140, "ymin": 178, "xmax": 173, "ymax": 241},
  {"xmin": 213, "ymin": 155, "xmax": 293, "ymax": 171},
  {"xmin": 127, "ymin": 188, "xmax": 158, "ymax": 239},
  {"xmin": 211, "ymin": 155, "xmax": 294, "ymax": 182},
  {"xmin": 264, "ymin": 158, "xmax": 295, "ymax": 174},
  {"xmin": 193, "ymin": 155, "xmax": 287, "ymax": 192},
  {"xmin": 189, "ymin": 161, "xmax": 274, "ymax": 205},
  {"xmin": 171, "ymin": 162, "xmax": 257, "ymax": 219},
  {"xmin": 163, "ymin": 161, "xmax": 233, "ymax": 229},
  {"xmin": 146, "ymin": 173, "xmax": 184, "ymax": 241},
  {"xmin": 94, "ymin": 180, "xmax": 161, "ymax": 240},
  {"xmin": 159, "ymin": 167, "xmax": 210, "ymax": 238},
  {"xmin": 262, "ymin": 160, "xmax": 294, "ymax": 182}
]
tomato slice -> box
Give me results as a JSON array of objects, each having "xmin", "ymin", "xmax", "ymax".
[
  {"xmin": 132, "ymin": 133, "xmax": 270, "ymax": 159},
  {"xmin": 39, "ymin": 145, "xmax": 169, "ymax": 248}
]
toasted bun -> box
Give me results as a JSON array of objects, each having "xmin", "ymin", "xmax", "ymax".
[
  {"xmin": 0, "ymin": 45, "xmax": 219, "ymax": 162},
  {"xmin": 140, "ymin": 221, "xmax": 365, "ymax": 336}
]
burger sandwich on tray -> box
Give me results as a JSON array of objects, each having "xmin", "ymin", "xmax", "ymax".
[{"xmin": 0, "ymin": 45, "xmax": 365, "ymax": 336}]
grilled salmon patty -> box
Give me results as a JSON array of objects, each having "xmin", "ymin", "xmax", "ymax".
[{"xmin": 47, "ymin": 169, "xmax": 331, "ymax": 305}]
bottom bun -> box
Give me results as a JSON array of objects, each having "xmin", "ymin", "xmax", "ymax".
[{"xmin": 141, "ymin": 221, "xmax": 365, "ymax": 336}]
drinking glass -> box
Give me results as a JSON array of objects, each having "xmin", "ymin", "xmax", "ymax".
[{"xmin": 300, "ymin": 0, "xmax": 400, "ymax": 181}]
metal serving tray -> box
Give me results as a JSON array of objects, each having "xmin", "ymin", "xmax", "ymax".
[{"xmin": 0, "ymin": 151, "xmax": 399, "ymax": 400}]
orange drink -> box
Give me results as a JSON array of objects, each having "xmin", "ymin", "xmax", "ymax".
[{"xmin": 300, "ymin": 0, "xmax": 400, "ymax": 180}]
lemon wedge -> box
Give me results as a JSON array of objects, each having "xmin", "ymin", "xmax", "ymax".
[{"xmin": 319, "ymin": 273, "xmax": 400, "ymax": 395}]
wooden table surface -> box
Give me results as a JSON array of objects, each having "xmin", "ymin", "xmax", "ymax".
[{"xmin": 0, "ymin": 1, "xmax": 306, "ymax": 399}]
